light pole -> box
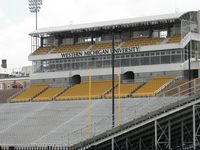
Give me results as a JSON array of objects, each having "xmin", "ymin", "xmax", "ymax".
[
  {"xmin": 112, "ymin": 31, "xmax": 115, "ymax": 128},
  {"xmin": 28, "ymin": 0, "xmax": 42, "ymax": 30},
  {"xmin": 28, "ymin": 0, "xmax": 42, "ymax": 51}
]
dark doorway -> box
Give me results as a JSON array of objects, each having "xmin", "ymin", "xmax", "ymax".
[
  {"xmin": 123, "ymin": 71, "xmax": 135, "ymax": 80},
  {"xmin": 71, "ymin": 75, "xmax": 81, "ymax": 85},
  {"xmin": 9, "ymin": 146, "xmax": 14, "ymax": 150}
]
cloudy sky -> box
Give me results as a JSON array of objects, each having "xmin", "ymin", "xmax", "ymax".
[{"xmin": 0, "ymin": 0, "xmax": 199, "ymax": 69}]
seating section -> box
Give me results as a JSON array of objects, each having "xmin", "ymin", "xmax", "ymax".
[
  {"xmin": 167, "ymin": 35, "xmax": 181, "ymax": 43},
  {"xmin": 105, "ymin": 83, "xmax": 141, "ymax": 99},
  {"xmin": 8, "ymin": 76, "xmax": 176, "ymax": 102},
  {"xmin": 132, "ymin": 77, "xmax": 174, "ymax": 97},
  {"xmin": 56, "ymin": 80, "xmax": 117, "ymax": 100},
  {"xmin": 11, "ymin": 84, "xmax": 49, "ymax": 103},
  {"xmin": 31, "ymin": 35, "xmax": 181, "ymax": 55},
  {"xmin": 32, "ymin": 46, "xmax": 53, "ymax": 55},
  {"xmin": 122, "ymin": 37, "xmax": 164, "ymax": 48},
  {"xmin": 91, "ymin": 42, "xmax": 119, "ymax": 51},
  {"xmin": 33, "ymin": 88, "xmax": 65, "ymax": 102},
  {"xmin": 0, "ymin": 89, "xmax": 21, "ymax": 103},
  {"xmin": 52, "ymin": 43, "xmax": 89, "ymax": 53}
]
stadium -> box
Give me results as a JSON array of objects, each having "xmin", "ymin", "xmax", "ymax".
[{"xmin": 0, "ymin": 10, "xmax": 200, "ymax": 150}]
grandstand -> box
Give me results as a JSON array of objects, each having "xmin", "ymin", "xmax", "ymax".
[
  {"xmin": 56, "ymin": 80, "xmax": 117, "ymax": 100},
  {"xmin": 105, "ymin": 83, "xmax": 141, "ymax": 98},
  {"xmin": 0, "ymin": 10, "xmax": 200, "ymax": 150},
  {"xmin": 132, "ymin": 76, "xmax": 174, "ymax": 97},
  {"xmin": 33, "ymin": 87, "xmax": 65, "ymax": 102},
  {"xmin": 11, "ymin": 84, "xmax": 49, "ymax": 103}
]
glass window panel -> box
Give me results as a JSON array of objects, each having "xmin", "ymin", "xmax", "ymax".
[
  {"xmin": 151, "ymin": 56, "xmax": 160, "ymax": 64},
  {"xmin": 141, "ymin": 57, "xmax": 150, "ymax": 65},
  {"xmin": 131, "ymin": 58, "xmax": 139, "ymax": 66},
  {"xmin": 161, "ymin": 55, "xmax": 170, "ymax": 64},
  {"xmin": 121, "ymin": 59, "xmax": 129, "ymax": 67}
]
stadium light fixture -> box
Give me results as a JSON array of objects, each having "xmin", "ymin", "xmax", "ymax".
[{"xmin": 28, "ymin": 0, "xmax": 42, "ymax": 30}]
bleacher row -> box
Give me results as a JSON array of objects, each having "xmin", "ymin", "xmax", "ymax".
[
  {"xmin": 32, "ymin": 35, "xmax": 181, "ymax": 55},
  {"xmin": 11, "ymin": 76, "xmax": 174, "ymax": 103}
]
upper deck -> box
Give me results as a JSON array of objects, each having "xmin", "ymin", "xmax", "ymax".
[{"xmin": 27, "ymin": 11, "xmax": 200, "ymax": 78}]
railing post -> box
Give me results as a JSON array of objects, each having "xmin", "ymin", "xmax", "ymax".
[
  {"xmin": 68, "ymin": 133, "xmax": 70, "ymax": 147},
  {"xmin": 178, "ymin": 86, "xmax": 181, "ymax": 97}
]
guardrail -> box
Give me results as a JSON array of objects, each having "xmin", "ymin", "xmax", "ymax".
[{"xmin": 161, "ymin": 78, "xmax": 200, "ymax": 97}]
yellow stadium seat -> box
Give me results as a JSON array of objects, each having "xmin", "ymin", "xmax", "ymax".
[
  {"xmin": 91, "ymin": 42, "xmax": 119, "ymax": 51},
  {"xmin": 105, "ymin": 83, "xmax": 141, "ymax": 98},
  {"xmin": 33, "ymin": 88, "xmax": 65, "ymax": 102},
  {"xmin": 132, "ymin": 77, "xmax": 174, "ymax": 97},
  {"xmin": 52, "ymin": 43, "xmax": 89, "ymax": 53},
  {"xmin": 167, "ymin": 35, "xmax": 181, "ymax": 43},
  {"xmin": 32, "ymin": 46, "xmax": 54, "ymax": 55},
  {"xmin": 56, "ymin": 80, "xmax": 117, "ymax": 101},
  {"xmin": 122, "ymin": 37, "xmax": 164, "ymax": 48},
  {"xmin": 11, "ymin": 84, "xmax": 49, "ymax": 103}
]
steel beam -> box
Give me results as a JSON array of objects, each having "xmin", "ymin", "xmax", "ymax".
[
  {"xmin": 155, "ymin": 120, "xmax": 158, "ymax": 150},
  {"xmin": 193, "ymin": 105, "xmax": 196, "ymax": 150},
  {"xmin": 112, "ymin": 138, "xmax": 114, "ymax": 150},
  {"xmin": 168, "ymin": 120, "xmax": 171, "ymax": 149},
  {"xmin": 181, "ymin": 120, "xmax": 184, "ymax": 148}
]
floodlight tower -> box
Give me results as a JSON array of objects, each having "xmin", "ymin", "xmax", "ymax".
[
  {"xmin": 28, "ymin": 0, "xmax": 42, "ymax": 30},
  {"xmin": 29, "ymin": 0, "xmax": 42, "ymax": 51}
]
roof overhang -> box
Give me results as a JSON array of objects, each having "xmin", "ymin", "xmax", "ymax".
[{"xmin": 29, "ymin": 11, "xmax": 197, "ymax": 36}]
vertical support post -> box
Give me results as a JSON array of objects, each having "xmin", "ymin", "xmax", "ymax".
[
  {"xmin": 68, "ymin": 133, "xmax": 70, "ymax": 147},
  {"xmin": 112, "ymin": 31, "xmax": 115, "ymax": 128},
  {"xmin": 35, "ymin": 0, "xmax": 38, "ymax": 50},
  {"xmin": 193, "ymin": 105, "xmax": 196, "ymax": 150},
  {"xmin": 88, "ymin": 69, "xmax": 92, "ymax": 138},
  {"xmin": 181, "ymin": 121, "xmax": 184, "ymax": 148},
  {"xmin": 168, "ymin": 120, "xmax": 171, "ymax": 150},
  {"xmin": 112, "ymin": 138, "xmax": 114, "ymax": 150},
  {"xmin": 118, "ymin": 72, "xmax": 121, "ymax": 126},
  {"xmin": 139, "ymin": 137, "xmax": 142, "ymax": 150},
  {"xmin": 35, "ymin": 0, "xmax": 38, "ymax": 30},
  {"xmin": 194, "ymin": 79, "xmax": 196, "ymax": 94},
  {"xmin": 155, "ymin": 120, "xmax": 158, "ymax": 150},
  {"xmin": 91, "ymin": 33, "xmax": 94, "ymax": 45},
  {"xmin": 188, "ymin": 37, "xmax": 192, "ymax": 96},
  {"xmin": 126, "ymin": 138, "xmax": 129, "ymax": 150},
  {"xmin": 178, "ymin": 86, "xmax": 181, "ymax": 96}
]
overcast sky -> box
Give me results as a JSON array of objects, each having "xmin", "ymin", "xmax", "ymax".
[{"xmin": 0, "ymin": 0, "xmax": 200, "ymax": 69}]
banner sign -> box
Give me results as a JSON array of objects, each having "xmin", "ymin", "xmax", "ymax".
[{"xmin": 61, "ymin": 47, "xmax": 140, "ymax": 58}]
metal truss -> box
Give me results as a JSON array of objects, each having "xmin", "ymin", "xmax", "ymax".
[{"xmin": 155, "ymin": 120, "xmax": 171, "ymax": 150}]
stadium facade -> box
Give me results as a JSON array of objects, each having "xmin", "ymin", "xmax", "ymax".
[
  {"xmin": 0, "ymin": 10, "xmax": 200, "ymax": 150},
  {"xmin": 29, "ymin": 11, "xmax": 200, "ymax": 86}
]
